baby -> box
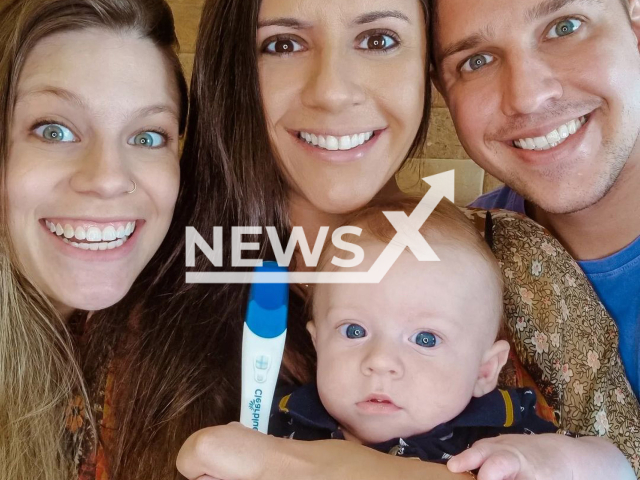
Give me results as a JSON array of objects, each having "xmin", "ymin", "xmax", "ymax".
[{"xmin": 269, "ymin": 195, "xmax": 557, "ymax": 467}]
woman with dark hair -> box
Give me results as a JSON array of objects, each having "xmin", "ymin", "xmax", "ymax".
[
  {"xmin": 157, "ymin": 0, "xmax": 472, "ymax": 477},
  {"xmin": 0, "ymin": 0, "xmax": 188, "ymax": 478}
]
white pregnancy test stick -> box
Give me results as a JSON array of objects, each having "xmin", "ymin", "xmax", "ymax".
[{"xmin": 240, "ymin": 262, "xmax": 288, "ymax": 433}]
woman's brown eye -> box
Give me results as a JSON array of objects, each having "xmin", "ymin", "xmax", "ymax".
[
  {"xmin": 275, "ymin": 40, "xmax": 294, "ymax": 53},
  {"xmin": 368, "ymin": 35, "xmax": 387, "ymax": 49},
  {"xmin": 264, "ymin": 37, "xmax": 304, "ymax": 55},
  {"xmin": 357, "ymin": 33, "xmax": 398, "ymax": 51}
]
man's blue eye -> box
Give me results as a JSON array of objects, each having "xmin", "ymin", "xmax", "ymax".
[
  {"xmin": 461, "ymin": 53, "xmax": 494, "ymax": 72},
  {"xmin": 128, "ymin": 131, "xmax": 165, "ymax": 148},
  {"xmin": 34, "ymin": 124, "xmax": 76, "ymax": 143},
  {"xmin": 547, "ymin": 18, "xmax": 582, "ymax": 39},
  {"xmin": 412, "ymin": 331, "xmax": 439, "ymax": 348},
  {"xmin": 357, "ymin": 33, "xmax": 398, "ymax": 51},
  {"xmin": 341, "ymin": 323, "xmax": 367, "ymax": 339}
]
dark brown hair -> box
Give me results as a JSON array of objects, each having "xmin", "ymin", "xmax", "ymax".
[{"xmin": 96, "ymin": 0, "xmax": 433, "ymax": 478}]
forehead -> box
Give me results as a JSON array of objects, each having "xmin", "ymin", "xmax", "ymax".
[
  {"xmin": 258, "ymin": 0, "xmax": 424, "ymax": 24},
  {"xmin": 314, "ymin": 242, "xmax": 497, "ymax": 322},
  {"xmin": 17, "ymin": 28, "xmax": 178, "ymax": 114},
  {"xmin": 434, "ymin": 0, "xmax": 613, "ymax": 55}
]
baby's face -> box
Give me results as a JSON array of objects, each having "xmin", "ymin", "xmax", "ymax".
[{"xmin": 310, "ymin": 241, "xmax": 505, "ymax": 444}]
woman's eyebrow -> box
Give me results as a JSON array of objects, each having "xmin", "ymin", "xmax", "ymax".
[
  {"xmin": 16, "ymin": 86, "xmax": 88, "ymax": 109},
  {"xmin": 130, "ymin": 105, "xmax": 180, "ymax": 123},
  {"xmin": 257, "ymin": 17, "xmax": 312, "ymax": 29},
  {"xmin": 352, "ymin": 10, "xmax": 411, "ymax": 26}
]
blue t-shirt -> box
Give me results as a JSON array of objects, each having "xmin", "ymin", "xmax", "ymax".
[{"xmin": 473, "ymin": 186, "xmax": 640, "ymax": 400}]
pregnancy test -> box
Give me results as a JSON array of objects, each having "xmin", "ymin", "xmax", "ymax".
[{"xmin": 240, "ymin": 262, "xmax": 288, "ymax": 433}]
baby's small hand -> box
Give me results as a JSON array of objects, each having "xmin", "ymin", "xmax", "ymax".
[{"xmin": 446, "ymin": 434, "xmax": 572, "ymax": 480}]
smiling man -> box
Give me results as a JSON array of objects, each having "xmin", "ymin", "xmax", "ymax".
[{"xmin": 432, "ymin": 0, "xmax": 640, "ymax": 406}]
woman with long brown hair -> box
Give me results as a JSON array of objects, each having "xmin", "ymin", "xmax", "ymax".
[
  {"xmin": 154, "ymin": 0, "xmax": 473, "ymax": 477},
  {"xmin": 0, "ymin": 0, "xmax": 188, "ymax": 477}
]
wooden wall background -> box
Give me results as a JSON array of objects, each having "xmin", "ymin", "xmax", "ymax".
[{"xmin": 168, "ymin": 0, "xmax": 503, "ymax": 205}]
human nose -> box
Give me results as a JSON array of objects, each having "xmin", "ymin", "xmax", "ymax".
[
  {"xmin": 69, "ymin": 139, "xmax": 134, "ymax": 197},
  {"xmin": 361, "ymin": 338, "xmax": 404, "ymax": 379},
  {"xmin": 301, "ymin": 46, "xmax": 366, "ymax": 113},
  {"xmin": 500, "ymin": 53, "xmax": 563, "ymax": 116}
]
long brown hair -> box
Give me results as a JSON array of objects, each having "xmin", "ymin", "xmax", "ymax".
[
  {"xmin": 102, "ymin": 0, "xmax": 432, "ymax": 478},
  {"xmin": 0, "ymin": 0, "xmax": 187, "ymax": 478}
]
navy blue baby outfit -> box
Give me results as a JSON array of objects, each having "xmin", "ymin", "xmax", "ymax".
[{"xmin": 269, "ymin": 384, "xmax": 558, "ymax": 463}]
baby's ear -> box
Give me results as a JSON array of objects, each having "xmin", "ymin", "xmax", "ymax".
[
  {"xmin": 472, "ymin": 340, "xmax": 510, "ymax": 397},
  {"xmin": 306, "ymin": 320, "xmax": 317, "ymax": 348}
]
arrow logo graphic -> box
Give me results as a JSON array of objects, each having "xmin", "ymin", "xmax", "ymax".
[{"xmin": 186, "ymin": 170, "xmax": 455, "ymax": 284}]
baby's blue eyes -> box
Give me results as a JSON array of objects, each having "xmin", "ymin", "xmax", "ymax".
[
  {"xmin": 340, "ymin": 324, "xmax": 440, "ymax": 348},
  {"xmin": 341, "ymin": 323, "xmax": 367, "ymax": 339},
  {"xmin": 411, "ymin": 331, "xmax": 440, "ymax": 348},
  {"xmin": 128, "ymin": 131, "xmax": 166, "ymax": 148},
  {"xmin": 34, "ymin": 124, "xmax": 76, "ymax": 143}
]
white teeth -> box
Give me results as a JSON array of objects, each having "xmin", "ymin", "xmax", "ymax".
[
  {"xmin": 45, "ymin": 219, "xmax": 135, "ymax": 250},
  {"xmin": 533, "ymin": 136, "xmax": 549, "ymax": 149},
  {"xmin": 102, "ymin": 226, "xmax": 117, "ymax": 242},
  {"xmin": 75, "ymin": 226, "xmax": 86, "ymax": 240},
  {"xmin": 63, "ymin": 224, "xmax": 75, "ymax": 239},
  {"xmin": 299, "ymin": 130, "xmax": 374, "ymax": 151},
  {"xmin": 86, "ymin": 227, "xmax": 102, "ymax": 242},
  {"xmin": 514, "ymin": 116, "xmax": 587, "ymax": 151},
  {"xmin": 338, "ymin": 136, "xmax": 351, "ymax": 150},
  {"xmin": 546, "ymin": 129, "xmax": 561, "ymax": 144},
  {"xmin": 326, "ymin": 136, "xmax": 339, "ymax": 151},
  {"xmin": 558, "ymin": 124, "xmax": 569, "ymax": 139}
]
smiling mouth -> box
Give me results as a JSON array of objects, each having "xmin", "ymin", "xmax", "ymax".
[
  {"xmin": 512, "ymin": 115, "xmax": 588, "ymax": 151},
  {"xmin": 297, "ymin": 130, "xmax": 376, "ymax": 151},
  {"xmin": 44, "ymin": 220, "xmax": 136, "ymax": 251}
]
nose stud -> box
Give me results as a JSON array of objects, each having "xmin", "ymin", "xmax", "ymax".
[{"xmin": 126, "ymin": 180, "xmax": 137, "ymax": 194}]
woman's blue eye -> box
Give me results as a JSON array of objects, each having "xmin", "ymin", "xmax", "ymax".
[
  {"xmin": 34, "ymin": 124, "xmax": 76, "ymax": 143},
  {"xmin": 461, "ymin": 53, "xmax": 494, "ymax": 72},
  {"xmin": 128, "ymin": 131, "xmax": 166, "ymax": 148},
  {"xmin": 341, "ymin": 323, "xmax": 367, "ymax": 339},
  {"xmin": 547, "ymin": 18, "xmax": 582, "ymax": 39},
  {"xmin": 412, "ymin": 331, "xmax": 440, "ymax": 348},
  {"xmin": 264, "ymin": 38, "xmax": 305, "ymax": 55},
  {"xmin": 357, "ymin": 33, "xmax": 398, "ymax": 51}
]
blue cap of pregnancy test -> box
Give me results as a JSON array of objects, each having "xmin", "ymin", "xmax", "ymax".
[{"xmin": 245, "ymin": 261, "xmax": 289, "ymax": 338}]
